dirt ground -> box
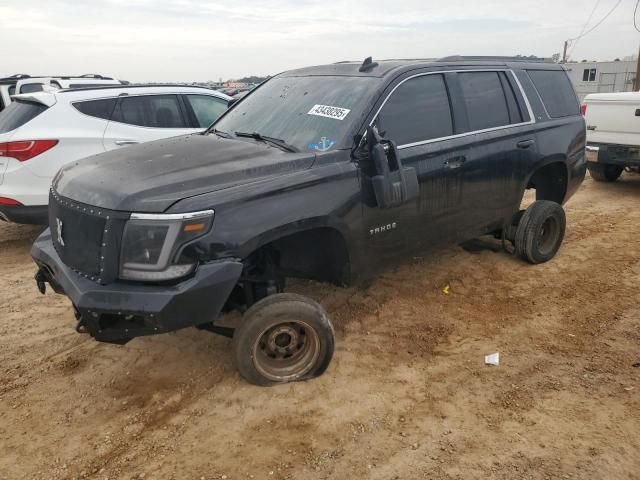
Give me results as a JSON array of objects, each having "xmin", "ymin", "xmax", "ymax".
[{"xmin": 1, "ymin": 174, "xmax": 639, "ymax": 480}]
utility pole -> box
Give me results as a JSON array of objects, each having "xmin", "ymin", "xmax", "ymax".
[
  {"xmin": 634, "ymin": 44, "xmax": 640, "ymax": 91},
  {"xmin": 562, "ymin": 40, "xmax": 569, "ymax": 63}
]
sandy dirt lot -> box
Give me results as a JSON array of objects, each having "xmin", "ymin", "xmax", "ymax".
[{"xmin": 1, "ymin": 175, "xmax": 639, "ymax": 480}]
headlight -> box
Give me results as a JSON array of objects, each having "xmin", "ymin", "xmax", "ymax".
[{"xmin": 120, "ymin": 210, "xmax": 214, "ymax": 281}]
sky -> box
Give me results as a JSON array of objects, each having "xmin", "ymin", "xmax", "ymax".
[{"xmin": 0, "ymin": 0, "xmax": 637, "ymax": 82}]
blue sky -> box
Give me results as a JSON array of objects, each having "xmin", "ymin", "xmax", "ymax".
[{"xmin": 0, "ymin": 0, "xmax": 636, "ymax": 81}]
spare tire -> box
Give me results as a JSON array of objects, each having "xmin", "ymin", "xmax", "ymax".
[{"xmin": 515, "ymin": 200, "xmax": 566, "ymax": 264}]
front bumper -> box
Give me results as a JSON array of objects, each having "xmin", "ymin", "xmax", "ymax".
[
  {"xmin": 31, "ymin": 229, "xmax": 243, "ymax": 343},
  {"xmin": 586, "ymin": 143, "xmax": 640, "ymax": 167}
]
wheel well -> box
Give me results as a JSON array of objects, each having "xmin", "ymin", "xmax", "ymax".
[
  {"xmin": 222, "ymin": 228, "xmax": 351, "ymax": 314},
  {"xmin": 526, "ymin": 162, "xmax": 568, "ymax": 204},
  {"xmin": 268, "ymin": 228, "xmax": 351, "ymax": 286}
]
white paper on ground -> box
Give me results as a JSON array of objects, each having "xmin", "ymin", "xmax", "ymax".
[{"xmin": 485, "ymin": 352, "xmax": 500, "ymax": 366}]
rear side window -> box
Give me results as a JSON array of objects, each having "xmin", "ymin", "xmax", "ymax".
[
  {"xmin": 377, "ymin": 74, "xmax": 453, "ymax": 145},
  {"xmin": 459, "ymin": 72, "xmax": 514, "ymax": 131},
  {"xmin": 185, "ymin": 95, "xmax": 228, "ymax": 128},
  {"xmin": 0, "ymin": 100, "xmax": 48, "ymax": 133},
  {"xmin": 73, "ymin": 98, "xmax": 117, "ymax": 120},
  {"xmin": 19, "ymin": 83, "xmax": 44, "ymax": 94},
  {"xmin": 527, "ymin": 70, "xmax": 580, "ymax": 118},
  {"xmin": 112, "ymin": 95, "xmax": 188, "ymax": 128}
]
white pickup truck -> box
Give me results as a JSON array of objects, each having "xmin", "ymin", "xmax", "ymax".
[{"xmin": 583, "ymin": 91, "xmax": 640, "ymax": 182}]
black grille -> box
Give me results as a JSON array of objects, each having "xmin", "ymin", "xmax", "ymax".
[
  {"xmin": 48, "ymin": 190, "xmax": 135, "ymax": 284},
  {"xmin": 49, "ymin": 190, "xmax": 107, "ymax": 278}
]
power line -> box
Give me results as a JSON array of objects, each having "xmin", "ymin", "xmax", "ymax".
[
  {"xmin": 568, "ymin": 0, "xmax": 602, "ymax": 60},
  {"xmin": 634, "ymin": 0, "xmax": 640, "ymax": 32},
  {"xmin": 568, "ymin": 0, "xmax": 623, "ymax": 42}
]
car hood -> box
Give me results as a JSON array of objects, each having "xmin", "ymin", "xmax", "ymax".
[{"xmin": 54, "ymin": 134, "xmax": 317, "ymax": 212}]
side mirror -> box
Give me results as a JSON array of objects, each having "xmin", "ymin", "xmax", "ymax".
[
  {"xmin": 227, "ymin": 98, "xmax": 239, "ymax": 108},
  {"xmin": 366, "ymin": 126, "xmax": 419, "ymax": 209}
]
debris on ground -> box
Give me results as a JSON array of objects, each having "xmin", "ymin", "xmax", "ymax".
[{"xmin": 485, "ymin": 352, "xmax": 500, "ymax": 366}]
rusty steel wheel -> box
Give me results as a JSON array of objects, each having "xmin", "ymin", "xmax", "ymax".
[
  {"xmin": 232, "ymin": 293, "xmax": 335, "ymax": 386},
  {"xmin": 252, "ymin": 320, "xmax": 321, "ymax": 382}
]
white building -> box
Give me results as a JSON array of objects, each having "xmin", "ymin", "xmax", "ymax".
[{"xmin": 564, "ymin": 60, "xmax": 636, "ymax": 101}]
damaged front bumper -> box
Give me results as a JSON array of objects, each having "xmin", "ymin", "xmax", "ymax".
[{"xmin": 31, "ymin": 229, "xmax": 243, "ymax": 344}]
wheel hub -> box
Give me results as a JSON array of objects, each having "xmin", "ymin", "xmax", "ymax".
[
  {"xmin": 267, "ymin": 326, "xmax": 300, "ymax": 356},
  {"xmin": 253, "ymin": 320, "xmax": 320, "ymax": 382}
]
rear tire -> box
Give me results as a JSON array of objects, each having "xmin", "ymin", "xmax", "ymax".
[
  {"xmin": 515, "ymin": 200, "xmax": 566, "ymax": 264},
  {"xmin": 231, "ymin": 293, "xmax": 335, "ymax": 386},
  {"xmin": 587, "ymin": 163, "xmax": 623, "ymax": 182}
]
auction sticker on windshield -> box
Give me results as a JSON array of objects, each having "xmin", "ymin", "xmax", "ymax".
[{"xmin": 307, "ymin": 104, "xmax": 351, "ymax": 121}]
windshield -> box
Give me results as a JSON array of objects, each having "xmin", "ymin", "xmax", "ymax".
[{"xmin": 212, "ymin": 76, "xmax": 379, "ymax": 152}]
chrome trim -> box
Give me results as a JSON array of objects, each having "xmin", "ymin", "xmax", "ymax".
[
  {"xmin": 130, "ymin": 210, "xmax": 214, "ymax": 221},
  {"xmin": 510, "ymin": 70, "xmax": 536, "ymax": 122},
  {"xmin": 360, "ymin": 69, "xmax": 536, "ymax": 150}
]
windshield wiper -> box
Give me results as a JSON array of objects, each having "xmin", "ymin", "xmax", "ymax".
[
  {"xmin": 234, "ymin": 131, "xmax": 298, "ymax": 152},
  {"xmin": 211, "ymin": 128, "xmax": 232, "ymax": 138}
]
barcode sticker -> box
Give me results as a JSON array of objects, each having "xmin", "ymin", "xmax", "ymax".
[{"xmin": 307, "ymin": 104, "xmax": 351, "ymax": 121}]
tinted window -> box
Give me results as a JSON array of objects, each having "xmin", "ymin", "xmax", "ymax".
[
  {"xmin": 459, "ymin": 72, "xmax": 511, "ymax": 131},
  {"xmin": 498, "ymin": 72, "xmax": 524, "ymax": 124},
  {"xmin": 377, "ymin": 74, "xmax": 453, "ymax": 145},
  {"xmin": 112, "ymin": 95, "xmax": 188, "ymax": 128},
  {"xmin": 0, "ymin": 100, "xmax": 48, "ymax": 133},
  {"xmin": 186, "ymin": 95, "xmax": 228, "ymax": 128},
  {"xmin": 527, "ymin": 70, "xmax": 580, "ymax": 118},
  {"xmin": 73, "ymin": 98, "xmax": 117, "ymax": 120},
  {"xmin": 19, "ymin": 83, "xmax": 44, "ymax": 94}
]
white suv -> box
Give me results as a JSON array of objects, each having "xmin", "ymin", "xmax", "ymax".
[
  {"xmin": 0, "ymin": 75, "xmax": 25, "ymax": 112},
  {"xmin": 0, "ymin": 85, "xmax": 231, "ymax": 223}
]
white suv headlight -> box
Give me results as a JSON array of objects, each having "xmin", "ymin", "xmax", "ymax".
[{"xmin": 119, "ymin": 210, "xmax": 214, "ymax": 281}]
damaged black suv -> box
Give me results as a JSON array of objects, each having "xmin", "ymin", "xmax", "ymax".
[{"xmin": 32, "ymin": 56, "xmax": 586, "ymax": 385}]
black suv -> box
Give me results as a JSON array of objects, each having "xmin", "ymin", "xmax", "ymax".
[{"xmin": 32, "ymin": 56, "xmax": 586, "ymax": 385}]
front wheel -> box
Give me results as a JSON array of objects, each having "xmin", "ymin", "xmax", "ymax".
[
  {"xmin": 515, "ymin": 200, "xmax": 566, "ymax": 264},
  {"xmin": 231, "ymin": 293, "xmax": 335, "ymax": 386},
  {"xmin": 587, "ymin": 163, "xmax": 623, "ymax": 182}
]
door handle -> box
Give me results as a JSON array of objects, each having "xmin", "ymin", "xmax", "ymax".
[
  {"xmin": 115, "ymin": 140, "xmax": 139, "ymax": 146},
  {"xmin": 517, "ymin": 139, "xmax": 535, "ymax": 149},
  {"xmin": 443, "ymin": 155, "xmax": 466, "ymax": 169}
]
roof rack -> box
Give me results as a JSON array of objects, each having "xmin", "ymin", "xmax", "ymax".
[
  {"xmin": 0, "ymin": 74, "xmax": 31, "ymax": 82},
  {"xmin": 59, "ymin": 83, "xmax": 218, "ymax": 93},
  {"xmin": 436, "ymin": 55, "xmax": 554, "ymax": 63}
]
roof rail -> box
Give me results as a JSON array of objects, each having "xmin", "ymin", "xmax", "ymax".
[
  {"xmin": 437, "ymin": 55, "xmax": 554, "ymax": 63},
  {"xmin": 59, "ymin": 83, "xmax": 219, "ymax": 94},
  {"xmin": 0, "ymin": 74, "xmax": 31, "ymax": 81},
  {"xmin": 79, "ymin": 74, "xmax": 111, "ymax": 79}
]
